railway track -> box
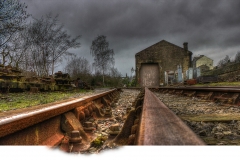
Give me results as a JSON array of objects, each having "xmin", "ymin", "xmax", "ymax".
[
  {"xmin": 151, "ymin": 86, "xmax": 240, "ymax": 145},
  {"xmin": 151, "ymin": 86, "xmax": 240, "ymax": 105},
  {"xmin": 0, "ymin": 88, "xmax": 121, "ymax": 146},
  {"xmin": 0, "ymin": 86, "xmax": 240, "ymax": 154}
]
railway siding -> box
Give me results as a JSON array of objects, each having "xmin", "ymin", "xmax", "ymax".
[{"xmin": 154, "ymin": 91, "xmax": 240, "ymax": 145}]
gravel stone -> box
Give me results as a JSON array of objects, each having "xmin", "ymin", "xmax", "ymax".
[{"xmin": 154, "ymin": 91, "xmax": 240, "ymax": 145}]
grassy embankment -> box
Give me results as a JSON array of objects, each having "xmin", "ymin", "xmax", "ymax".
[
  {"xmin": 0, "ymin": 89, "xmax": 92, "ymax": 112},
  {"xmin": 194, "ymin": 81, "xmax": 240, "ymax": 87}
]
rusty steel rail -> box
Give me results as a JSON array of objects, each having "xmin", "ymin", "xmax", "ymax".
[
  {"xmin": 0, "ymin": 88, "xmax": 120, "ymax": 145},
  {"xmin": 152, "ymin": 86, "xmax": 240, "ymax": 105},
  {"xmin": 136, "ymin": 87, "xmax": 205, "ymax": 145},
  {"xmin": 159, "ymin": 86, "xmax": 240, "ymax": 92}
]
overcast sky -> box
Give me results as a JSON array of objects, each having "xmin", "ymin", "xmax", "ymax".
[{"xmin": 19, "ymin": 0, "xmax": 240, "ymax": 76}]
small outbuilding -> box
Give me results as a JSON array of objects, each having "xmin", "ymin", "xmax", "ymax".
[{"xmin": 192, "ymin": 55, "xmax": 213, "ymax": 70}]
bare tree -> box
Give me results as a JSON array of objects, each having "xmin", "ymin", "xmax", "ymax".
[
  {"xmin": 224, "ymin": 55, "xmax": 230, "ymax": 63},
  {"xmin": 109, "ymin": 67, "xmax": 122, "ymax": 78},
  {"xmin": 217, "ymin": 55, "xmax": 230, "ymax": 68},
  {"xmin": 235, "ymin": 52, "xmax": 240, "ymax": 63},
  {"xmin": 3, "ymin": 27, "xmax": 31, "ymax": 69},
  {"xmin": 0, "ymin": 45, "xmax": 10, "ymax": 65},
  {"xmin": 107, "ymin": 67, "xmax": 122, "ymax": 87},
  {"xmin": 64, "ymin": 56, "xmax": 92, "ymax": 80},
  {"xmin": 90, "ymin": 35, "xmax": 114, "ymax": 86},
  {"xmin": 0, "ymin": 0, "xmax": 29, "ymax": 49},
  {"xmin": 27, "ymin": 13, "xmax": 81, "ymax": 76},
  {"xmin": 217, "ymin": 59, "xmax": 224, "ymax": 68}
]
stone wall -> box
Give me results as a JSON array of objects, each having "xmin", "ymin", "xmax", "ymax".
[
  {"xmin": 202, "ymin": 62, "xmax": 240, "ymax": 81},
  {"xmin": 135, "ymin": 40, "xmax": 192, "ymax": 85}
]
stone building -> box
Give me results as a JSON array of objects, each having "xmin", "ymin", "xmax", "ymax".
[
  {"xmin": 192, "ymin": 55, "xmax": 213, "ymax": 70},
  {"xmin": 198, "ymin": 64, "xmax": 210, "ymax": 72},
  {"xmin": 135, "ymin": 40, "xmax": 192, "ymax": 87}
]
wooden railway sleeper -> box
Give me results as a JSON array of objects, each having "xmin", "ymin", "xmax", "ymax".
[
  {"xmin": 175, "ymin": 90, "xmax": 183, "ymax": 95},
  {"xmin": 168, "ymin": 89, "xmax": 175, "ymax": 94},
  {"xmin": 183, "ymin": 91, "xmax": 196, "ymax": 97},
  {"xmin": 201, "ymin": 92, "xmax": 214, "ymax": 100},
  {"xmin": 163, "ymin": 89, "xmax": 169, "ymax": 94},
  {"xmin": 214, "ymin": 93, "xmax": 239, "ymax": 104}
]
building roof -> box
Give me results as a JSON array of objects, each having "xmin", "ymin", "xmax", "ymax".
[
  {"xmin": 135, "ymin": 40, "xmax": 192, "ymax": 56},
  {"xmin": 193, "ymin": 55, "xmax": 213, "ymax": 62}
]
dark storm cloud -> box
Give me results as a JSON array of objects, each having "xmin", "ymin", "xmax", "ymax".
[{"xmin": 20, "ymin": 0, "xmax": 240, "ymax": 74}]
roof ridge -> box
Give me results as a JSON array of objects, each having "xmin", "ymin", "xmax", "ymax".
[
  {"xmin": 193, "ymin": 55, "xmax": 212, "ymax": 61},
  {"xmin": 135, "ymin": 40, "xmax": 191, "ymax": 55}
]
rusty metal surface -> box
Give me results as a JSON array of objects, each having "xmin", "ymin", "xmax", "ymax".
[
  {"xmin": 137, "ymin": 87, "xmax": 205, "ymax": 145},
  {"xmin": 160, "ymin": 86, "xmax": 240, "ymax": 92},
  {"xmin": 0, "ymin": 116, "xmax": 64, "ymax": 145},
  {"xmin": 0, "ymin": 89, "xmax": 117, "ymax": 138},
  {"xmin": 155, "ymin": 86, "xmax": 240, "ymax": 105},
  {"xmin": 156, "ymin": 86, "xmax": 240, "ymax": 96}
]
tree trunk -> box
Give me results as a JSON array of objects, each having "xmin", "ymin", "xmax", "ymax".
[
  {"xmin": 102, "ymin": 70, "xmax": 105, "ymax": 87},
  {"xmin": 51, "ymin": 59, "xmax": 55, "ymax": 76}
]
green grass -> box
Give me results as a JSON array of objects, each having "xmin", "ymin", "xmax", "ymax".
[
  {"xmin": 195, "ymin": 82, "xmax": 240, "ymax": 87},
  {"xmin": 180, "ymin": 114, "xmax": 240, "ymax": 122},
  {"xmin": 0, "ymin": 89, "xmax": 92, "ymax": 112}
]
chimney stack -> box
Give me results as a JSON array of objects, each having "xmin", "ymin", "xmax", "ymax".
[{"xmin": 183, "ymin": 42, "xmax": 188, "ymax": 51}]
